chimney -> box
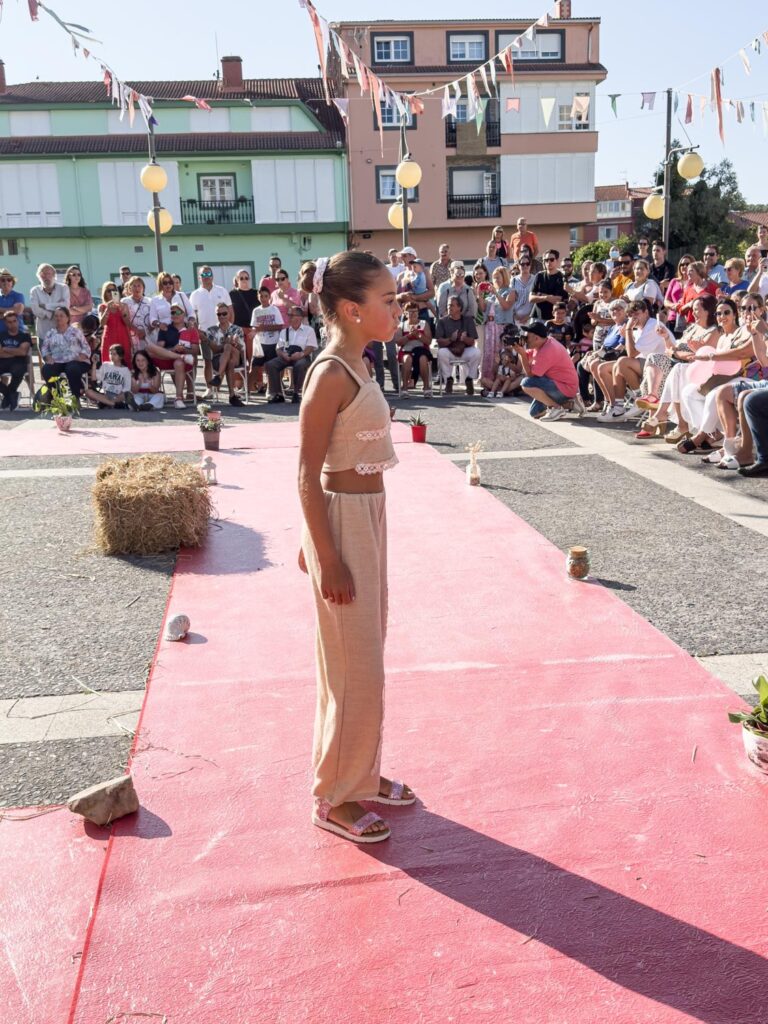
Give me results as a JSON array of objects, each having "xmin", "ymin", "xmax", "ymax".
[
  {"xmin": 220, "ymin": 55, "xmax": 244, "ymax": 91},
  {"xmin": 0, "ymin": 61, "xmax": 6, "ymax": 96},
  {"xmin": 554, "ymin": 0, "xmax": 572, "ymax": 18}
]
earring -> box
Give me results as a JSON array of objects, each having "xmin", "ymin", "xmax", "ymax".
[{"xmin": 354, "ymin": 317, "xmax": 361, "ymax": 323}]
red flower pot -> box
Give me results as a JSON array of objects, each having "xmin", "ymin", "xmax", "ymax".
[{"xmin": 411, "ymin": 425, "xmax": 427, "ymax": 443}]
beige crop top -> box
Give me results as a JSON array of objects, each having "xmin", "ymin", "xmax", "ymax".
[{"xmin": 303, "ymin": 353, "xmax": 399, "ymax": 475}]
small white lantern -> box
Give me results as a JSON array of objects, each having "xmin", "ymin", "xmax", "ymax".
[
  {"xmin": 200, "ymin": 455, "xmax": 217, "ymax": 485},
  {"xmin": 147, "ymin": 207, "xmax": 173, "ymax": 234}
]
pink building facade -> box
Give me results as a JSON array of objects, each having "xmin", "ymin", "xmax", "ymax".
[{"xmin": 335, "ymin": 3, "xmax": 606, "ymax": 263}]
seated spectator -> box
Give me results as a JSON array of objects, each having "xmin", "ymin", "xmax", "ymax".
[
  {"xmin": 145, "ymin": 304, "xmax": 199, "ymax": 409},
  {"xmin": 580, "ymin": 299, "xmax": 628, "ymax": 411},
  {"xmin": 514, "ymin": 320, "xmax": 581, "ymax": 421},
  {"xmin": 739, "ymin": 385, "xmax": 768, "ymax": 476},
  {"xmin": 0, "ymin": 310, "xmax": 32, "ymax": 411},
  {"xmin": 609, "ymin": 251, "xmax": 635, "ymax": 298},
  {"xmin": 487, "ymin": 346, "xmax": 524, "ymax": 399},
  {"xmin": 436, "ymin": 262, "xmax": 478, "ymax": 320},
  {"xmin": 131, "ymin": 351, "xmax": 164, "ymax": 411},
  {"xmin": 98, "ymin": 281, "xmax": 132, "ymax": 365},
  {"xmin": 566, "ymin": 261, "xmax": 606, "ymax": 305},
  {"xmin": 0, "ymin": 269, "xmax": 25, "ymax": 335},
  {"xmin": 530, "ymin": 249, "xmax": 567, "ymax": 321},
  {"xmin": 84, "ymin": 344, "xmax": 133, "ymax": 409},
  {"xmin": 546, "ymin": 302, "xmax": 574, "ymax": 349},
  {"xmin": 587, "ymin": 279, "xmax": 615, "ymax": 347},
  {"xmin": 394, "ymin": 302, "xmax": 433, "ymax": 397},
  {"xmin": 571, "ymin": 321, "xmax": 596, "ymax": 367},
  {"xmin": 266, "ymin": 305, "xmax": 317, "ymax": 404},
  {"xmin": 80, "ymin": 313, "xmax": 101, "ymax": 386},
  {"xmin": 205, "ymin": 303, "xmax": 245, "ymax": 407},
  {"xmin": 596, "ymin": 299, "xmax": 671, "ymax": 423},
  {"xmin": 30, "ymin": 263, "xmax": 70, "ymax": 343},
  {"xmin": 40, "ymin": 306, "xmax": 91, "ymax": 397},
  {"xmin": 719, "ymin": 258, "xmax": 748, "ymax": 298},
  {"xmin": 65, "ymin": 265, "xmax": 93, "ymax": 326},
  {"xmin": 250, "ymin": 286, "xmax": 285, "ymax": 394},
  {"xmin": 624, "ymin": 259, "xmax": 665, "ymax": 312},
  {"xmin": 436, "ymin": 295, "xmax": 480, "ymax": 395}
]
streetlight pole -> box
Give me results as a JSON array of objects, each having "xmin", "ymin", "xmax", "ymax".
[
  {"xmin": 662, "ymin": 87, "xmax": 673, "ymax": 252},
  {"xmin": 399, "ymin": 116, "xmax": 410, "ymax": 248},
  {"xmin": 146, "ymin": 121, "xmax": 164, "ymax": 274}
]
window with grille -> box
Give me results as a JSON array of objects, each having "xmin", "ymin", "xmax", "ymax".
[
  {"xmin": 449, "ymin": 34, "xmax": 486, "ymax": 61},
  {"xmin": 374, "ymin": 36, "xmax": 411, "ymax": 62},
  {"xmin": 199, "ymin": 175, "xmax": 236, "ymax": 202}
]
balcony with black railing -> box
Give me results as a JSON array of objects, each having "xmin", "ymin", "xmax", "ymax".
[
  {"xmin": 447, "ymin": 193, "xmax": 501, "ymax": 220},
  {"xmin": 444, "ymin": 119, "xmax": 501, "ymax": 148},
  {"xmin": 180, "ymin": 198, "xmax": 255, "ymax": 225}
]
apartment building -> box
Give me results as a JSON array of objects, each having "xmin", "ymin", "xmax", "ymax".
[
  {"xmin": 335, "ymin": 0, "xmax": 606, "ymax": 261},
  {"xmin": 0, "ymin": 57, "xmax": 348, "ymax": 290},
  {"xmin": 579, "ymin": 183, "xmax": 650, "ymax": 245}
]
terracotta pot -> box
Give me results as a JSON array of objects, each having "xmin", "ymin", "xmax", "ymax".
[
  {"xmin": 742, "ymin": 724, "xmax": 768, "ymax": 774},
  {"xmin": 411, "ymin": 425, "xmax": 427, "ymax": 443},
  {"xmin": 54, "ymin": 415, "xmax": 72, "ymax": 433},
  {"xmin": 202, "ymin": 431, "xmax": 220, "ymax": 451}
]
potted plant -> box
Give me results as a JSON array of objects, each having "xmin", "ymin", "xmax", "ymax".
[
  {"xmin": 729, "ymin": 674, "xmax": 768, "ymax": 773},
  {"xmin": 198, "ymin": 403, "xmax": 222, "ymax": 451},
  {"xmin": 409, "ymin": 413, "xmax": 427, "ymax": 443},
  {"xmin": 34, "ymin": 374, "xmax": 80, "ymax": 433}
]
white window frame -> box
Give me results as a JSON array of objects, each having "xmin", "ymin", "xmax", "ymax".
[
  {"xmin": 498, "ymin": 31, "xmax": 562, "ymax": 61},
  {"xmin": 374, "ymin": 35, "xmax": 411, "ymax": 63},
  {"xmin": 599, "ymin": 225, "xmax": 619, "ymax": 241},
  {"xmin": 199, "ymin": 175, "xmax": 236, "ymax": 203},
  {"xmin": 449, "ymin": 34, "xmax": 486, "ymax": 62},
  {"xmin": 377, "ymin": 168, "xmax": 417, "ymax": 202},
  {"xmin": 558, "ymin": 93, "xmax": 590, "ymax": 131},
  {"xmin": 455, "ymin": 98, "xmax": 470, "ymax": 123},
  {"xmin": 380, "ymin": 101, "xmax": 413, "ymax": 128}
]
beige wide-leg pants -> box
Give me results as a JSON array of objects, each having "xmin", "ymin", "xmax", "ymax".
[{"xmin": 302, "ymin": 490, "xmax": 388, "ymax": 807}]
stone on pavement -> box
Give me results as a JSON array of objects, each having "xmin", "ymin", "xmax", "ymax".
[{"xmin": 67, "ymin": 773, "xmax": 139, "ymax": 826}]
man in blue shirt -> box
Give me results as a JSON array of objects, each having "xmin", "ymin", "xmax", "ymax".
[
  {"xmin": 0, "ymin": 312, "xmax": 31, "ymax": 411},
  {"xmin": 0, "ymin": 269, "xmax": 25, "ymax": 338}
]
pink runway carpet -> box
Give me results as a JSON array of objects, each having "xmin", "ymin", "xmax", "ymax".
[{"xmin": 2, "ymin": 430, "xmax": 767, "ymax": 1024}]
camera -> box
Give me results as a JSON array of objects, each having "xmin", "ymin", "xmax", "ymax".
[{"xmin": 500, "ymin": 323, "xmax": 521, "ymax": 345}]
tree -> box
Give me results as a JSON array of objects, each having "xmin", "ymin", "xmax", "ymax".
[
  {"xmin": 634, "ymin": 144, "xmax": 751, "ymax": 259},
  {"xmin": 572, "ymin": 235, "xmax": 633, "ymax": 271}
]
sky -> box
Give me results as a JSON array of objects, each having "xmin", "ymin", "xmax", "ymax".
[{"xmin": 2, "ymin": 0, "xmax": 767, "ymax": 203}]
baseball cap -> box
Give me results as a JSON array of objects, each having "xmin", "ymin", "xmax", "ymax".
[
  {"xmin": 399, "ymin": 246, "xmax": 418, "ymax": 257},
  {"xmin": 519, "ymin": 321, "xmax": 548, "ymax": 340}
]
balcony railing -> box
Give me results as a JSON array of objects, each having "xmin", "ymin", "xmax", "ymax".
[
  {"xmin": 444, "ymin": 119, "xmax": 501, "ymax": 147},
  {"xmin": 447, "ymin": 193, "xmax": 501, "ymax": 220},
  {"xmin": 180, "ymin": 198, "xmax": 254, "ymax": 225}
]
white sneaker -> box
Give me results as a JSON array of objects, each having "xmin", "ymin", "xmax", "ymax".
[
  {"xmin": 571, "ymin": 394, "xmax": 586, "ymax": 417},
  {"xmin": 717, "ymin": 455, "xmax": 740, "ymax": 471},
  {"xmin": 625, "ymin": 401, "xmax": 644, "ymax": 420},
  {"xmin": 173, "ymin": 399, "xmax": 185, "ymax": 409},
  {"xmin": 542, "ymin": 406, "xmax": 566, "ymax": 421},
  {"xmin": 597, "ymin": 404, "xmax": 628, "ymax": 423}
]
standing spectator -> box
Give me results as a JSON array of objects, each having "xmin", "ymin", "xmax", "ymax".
[
  {"xmin": 436, "ymin": 295, "xmax": 480, "ymax": 395},
  {"xmin": 396, "ymin": 256, "xmax": 434, "ymax": 328},
  {"xmin": 98, "ymin": 281, "xmax": 132, "ymax": 365},
  {"xmin": 720, "ymin": 259, "xmax": 748, "ymax": 298},
  {"xmin": 259, "ymin": 255, "xmax": 283, "ymax": 294},
  {"xmin": 635, "ymin": 237, "xmax": 651, "ymax": 262},
  {"xmin": 650, "ymin": 241, "xmax": 674, "ymax": 292},
  {"xmin": 510, "ymin": 217, "xmax": 539, "ymax": 259},
  {"xmin": 250, "ymin": 285, "xmax": 284, "ymax": 394},
  {"xmin": 678, "ymin": 261, "xmax": 718, "ymax": 324},
  {"xmin": 755, "ymin": 223, "xmax": 768, "ymax": 256},
  {"xmin": 490, "ymin": 225, "xmax": 510, "ymax": 260},
  {"xmin": 482, "ymin": 239, "xmax": 506, "ymax": 278},
  {"xmin": 0, "ymin": 269, "xmax": 25, "ymax": 334},
  {"xmin": 121, "ymin": 276, "xmax": 152, "ymax": 353},
  {"xmin": 480, "ymin": 266, "xmax": 515, "ymax": 388},
  {"xmin": 561, "ymin": 255, "xmax": 580, "ymax": 288},
  {"xmin": 272, "ymin": 269, "xmax": 304, "ymax": 325},
  {"xmin": 0, "ymin": 311, "xmax": 31, "ymax": 411},
  {"xmin": 149, "ymin": 272, "xmax": 193, "ymax": 334},
  {"xmin": 189, "ymin": 266, "xmax": 232, "ymax": 336},
  {"xmin": 430, "ymin": 243, "xmax": 452, "ymax": 289},
  {"xmin": 436, "ymin": 262, "xmax": 477, "ymax": 319},
  {"xmin": 40, "ymin": 306, "xmax": 91, "ymax": 397},
  {"xmin": 744, "ymin": 246, "xmax": 762, "ymax": 284},
  {"xmin": 131, "ymin": 351, "xmax": 164, "ymax": 411},
  {"xmin": 530, "ymin": 249, "xmax": 568, "ymax": 322},
  {"xmin": 205, "ymin": 303, "xmax": 245, "ymax": 407},
  {"xmin": 511, "ymin": 253, "xmax": 536, "ymax": 324},
  {"xmin": 472, "ymin": 261, "xmax": 492, "ymax": 353},
  {"xmin": 515, "ymin": 320, "xmax": 580, "ymax": 420},
  {"xmin": 146, "ymin": 305, "xmax": 198, "ymax": 409},
  {"xmin": 30, "ymin": 264, "xmax": 69, "ymax": 343},
  {"xmin": 385, "ymin": 248, "xmax": 402, "ymax": 281},
  {"xmin": 703, "ymin": 244, "xmax": 727, "ymax": 286},
  {"xmin": 118, "ymin": 266, "xmax": 133, "ymax": 290},
  {"xmin": 266, "ymin": 305, "xmax": 317, "ymax": 404},
  {"xmin": 65, "ymin": 266, "xmax": 93, "ymax": 325},
  {"xmin": 519, "ymin": 243, "xmax": 542, "ymax": 275},
  {"xmin": 230, "ymin": 268, "xmax": 260, "ymax": 389},
  {"xmin": 172, "ymin": 274, "xmax": 185, "ymax": 296},
  {"xmin": 663, "ymin": 254, "xmax": 694, "ymax": 334},
  {"xmin": 609, "ymin": 251, "xmax": 635, "ymax": 297}
]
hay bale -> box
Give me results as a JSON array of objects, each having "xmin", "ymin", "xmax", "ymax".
[{"xmin": 92, "ymin": 454, "xmax": 212, "ymax": 556}]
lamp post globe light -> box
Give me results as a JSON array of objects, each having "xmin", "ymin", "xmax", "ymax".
[
  {"xmin": 387, "ymin": 201, "xmax": 413, "ymax": 231},
  {"xmin": 643, "ymin": 192, "xmax": 665, "ymax": 221},
  {"xmin": 140, "ymin": 120, "xmax": 169, "ymax": 272},
  {"xmin": 653, "ymin": 87, "xmax": 705, "ymax": 250},
  {"xmin": 677, "ymin": 150, "xmax": 704, "ymax": 181},
  {"xmin": 146, "ymin": 207, "xmax": 173, "ymax": 234}
]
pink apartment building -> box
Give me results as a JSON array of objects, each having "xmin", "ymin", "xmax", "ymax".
[{"xmin": 334, "ymin": 1, "xmax": 606, "ymax": 262}]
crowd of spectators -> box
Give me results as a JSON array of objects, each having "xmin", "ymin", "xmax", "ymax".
[{"xmin": 0, "ymin": 223, "xmax": 766, "ymax": 477}]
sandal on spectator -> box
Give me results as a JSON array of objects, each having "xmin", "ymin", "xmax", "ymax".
[
  {"xmin": 634, "ymin": 427, "xmax": 654, "ymax": 439},
  {"xmin": 677, "ymin": 438, "xmax": 698, "ymax": 454},
  {"xmin": 665, "ymin": 429, "xmax": 688, "ymax": 444},
  {"xmin": 636, "ymin": 394, "xmax": 660, "ymax": 411},
  {"xmin": 313, "ymin": 800, "xmax": 390, "ymax": 844},
  {"xmin": 716, "ymin": 455, "xmax": 741, "ymax": 471},
  {"xmin": 701, "ymin": 449, "xmax": 724, "ymax": 464},
  {"xmin": 371, "ymin": 779, "xmax": 416, "ymax": 806}
]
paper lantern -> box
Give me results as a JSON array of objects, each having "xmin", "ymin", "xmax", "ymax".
[
  {"xmin": 387, "ymin": 202, "xmax": 413, "ymax": 230},
  {"xmin": 677, "ymin": 151, "xmax": 704, "ymax": 181},
  {"xmin": 643, "ymin": 193, "xmax": 664, "ymax": 220},
  {"xmin": 139, "ymin": 162, "xmax": 168, "ymax": 193},
  {"xmin": 147, "ymin": 207, "xmax": 173, "ymax": 234},
  {"xmin": 395, "ymin": 158, "xmax": 422, "ymax": 190}
]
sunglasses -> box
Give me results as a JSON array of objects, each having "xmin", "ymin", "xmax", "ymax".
[
  {"xmin": 238, "ymin": 274, "xmax": 250, "ymax": 279},
  {"xmin": 162, "ymin": 279, "xmax": 174, "ymax": 285},
  {"xmin": 171, "ymin": 309, "xmax": 184, "ymax": 315},
  {"xmin": 519, "ymin": 261, "xmax": 531, "ymax": 267},
  {"xmin": 680, "ymin": 262, "xmax": 691, "ymax": 267},
  {"xmin": 715, "ymin": 310, "xmax": 733, "ymax": 317},
  {"xmin": 0, "ymin": 277, "xmax": 13, "ymax": 282},
  {"xmin": 620, "ymin": 261, "xmax": 632, "ymax": 266},
  {"xmin": 216, "ymin": 311, "xmax": 228, "ymax": 317},
  {"xmin": 276, "ymin": 275, "xmax": 288, "ymax": 281},
  {"xmin": 704, "ymin": 252, "xmax": 716, "ymax": 257},
  {"xmin": 544, "ymin": 257, "xmax": 556, "ymax": 263},
  {"xmin": 741, "ymin": 305, "xmax": 759, "ymax": 311}
]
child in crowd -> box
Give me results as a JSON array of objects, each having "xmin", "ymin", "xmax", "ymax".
[
  {"xmin": 571, "ymin": 321, "xmax": 595, "ymax": 366},
  {"xmin": 487, "ymin": 348, "xmax": 523, "ymax": 398},
  {"xmin": 588, "ymin": 280, "xmax": 615, "ymax": 348},
  {"xmin": 131, "ymin": 350, "xmax": 164, "ymax": 411},
  {"xmin": 547, "ymin": 303, "xmax": 574, "ymax": 349},
  {"xmin": 84, "ymin": 343, "xmax": 133, "ymax": 409}
]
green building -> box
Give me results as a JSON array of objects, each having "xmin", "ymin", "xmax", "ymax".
[{"xmin": 0, "ymin": 56, "xmax": 348, "ymax": 293}]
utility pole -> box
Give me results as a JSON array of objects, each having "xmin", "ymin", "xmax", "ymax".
[
  {"xmin": 147, "ymin": 121, "xmax": 164, "ymax": 273},
  {"xmin": 399, "ymin": 117, "xmax": 409, "ymax": 248},
  {"xmin": 662, "ymin": 87, "xmax": 673, "ymax": 252}
]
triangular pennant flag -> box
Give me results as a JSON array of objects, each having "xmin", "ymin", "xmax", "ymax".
[
  {"xmin": 523, "ymin": 25, "xmax": 536, "ymax": 43},
  {"xmin": 352, "ymin": 52, "xmax": 369, "ymax": 94},
  {"xmin": 138, "ymin": 94, "xmax": 153, "ymax": 126},
  {"xmin": 536, "ymin": 12, "xmax": 551, "ymax": 27},
  {"xmin": 332, "ymin": 98, "xmax": 349, "ymax": 124},
  {"xmin": 699, "ymin": 95, "xmax": 708, "ymax": 119},
  {"xmin": 763, "ymin": 30, "xmax": 768, "ymax": 46},
  {"xmin": 306, "ymin": 1, "xmax": 331, "ymax": 104},
  {"xmin": 736, "ymin": 101, "xmax": 745, "ymax": 124},
  {"xmin": 510, "ymin": 36, "xmax": 522, "ymax": 49},
  {"xmin": 478, "ymin": 63, "xmax": 492, "ymax": 97},
  {"xmin": 475, "ymin": 97, "xmax": 488, "ymax": 134},
  {"xmin": 452, "ymin": 80, "xmax": 462, "ymax": 100},
  {"xmin": 368, "ymin": 71, "xmax": 385, "ymax": 155},
  {"xmin": 502, "ymin": 46, "xmax": 514, "ymax": 82},
  {"xmin": 28, "ymin": 0, "xmax": 39, "ymax": 20},
  {"xmin": 466, "ymin": 72, "xmax": 480, "ymax": 118},
  {"xmin": 609, "ymin": 94, "xmax": 619, "ymax": 117},
  {"xmin": 127, "ymin": 89, "xmax": 137, "ymax": 127},
  {"xmin": 442, "ymin": 85, "xmax": 457, "ymax": 119},
  {"xmin": 641, "ymin": 92, "xmax": 656, "ymax": 110},
  {"xmin": 540, "ymin": 96, "xmax": 555, "ymax": 127},
  {"xmin": 751, "ymin": 101, "xmax": 756, "ymax": 123},
  {"xmin": 571, "ymin": 94, "xmax": 590, "ymax": 120},
  {"xmin": 506, "ymin": 97, "xmax": 521, "ymax": 113},
  {"xmin": 762, "ymin": 101, "xmax": 768, "ymax": 137},
  {"xmin": 752, "ymin": 37, "xmax": 761, "ymax": 55},
  {"xmin": 409, "ymin": 96, "xmax": 424, "ymax": 116},
  {"xmin": 182, "ymin": 94, "xmax": 212, "ymax": 111},
  {"xmin": 685, "ymin": 94, "xmax": 693, "ymax": 124},
  {"xmin": 739, "ymin": 48, "xmax": 752, "ymax": 75},
  {"xmin": 83, "ymin": 47, "xmax": 90, "ymax": 59},
  {"xmin": 488, "ymin": 58, "xmax": 497, "ymax": 91},
  {"xmin": 711, "ymin": 67, "xmax": 725, "ymax": 144},
  {"xmin": 333, "ymin": 34, "xmax": 350, "ymax": 78}
]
